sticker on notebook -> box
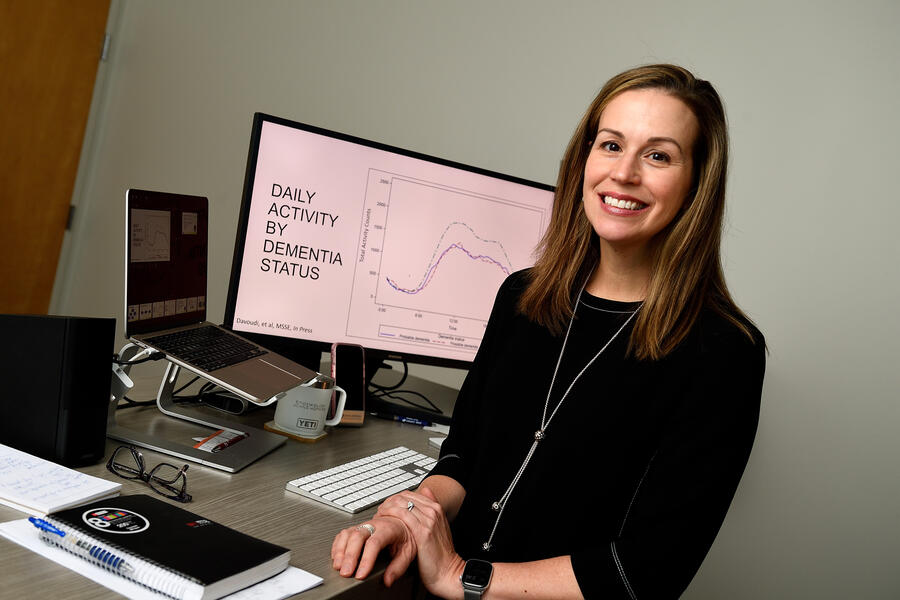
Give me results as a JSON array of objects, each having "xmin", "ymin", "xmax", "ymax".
[{"xmin": 81, "ymin": 508, "xmax": 150, "ymax": 534}]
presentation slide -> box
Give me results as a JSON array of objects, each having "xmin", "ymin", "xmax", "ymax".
[{"xmin": 231, "ymin": 121, "xmax": 553, "ymax": 363}]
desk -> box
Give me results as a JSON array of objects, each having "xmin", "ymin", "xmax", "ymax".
[{"xmin": 0, "ymin": 372, "xmax": 451, "ymax": 599}]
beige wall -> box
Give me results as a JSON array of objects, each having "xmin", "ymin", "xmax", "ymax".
[{"xmin": 53, "ymin": 1, "xmax": 900, "ymax": 597}]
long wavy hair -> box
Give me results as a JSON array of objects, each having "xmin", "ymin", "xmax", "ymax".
[{"xmin": 518, "ymin": 64, "xmax": 757, "ymax": 360}]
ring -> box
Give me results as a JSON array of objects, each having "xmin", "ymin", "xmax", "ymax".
[
  {"xmin": 356, "ymin": 523, "xmax": 375, "ymax": 536},
  {"xmin": 407, "ymin": 500, "xmax": 415, "ymax": 512}
]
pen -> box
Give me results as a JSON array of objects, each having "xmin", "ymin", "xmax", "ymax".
[
  {"xmin": 28, "ymin": 516, "xmax": 65, "ymax": 537},
  {"xmin": 29, "ymin": 516, "xmax": 135, "ymax": 575},
  {"xmin": 371, "ymin": 412, "xmax": 432, "ymax": 427},
  {"xmin": 211, "ymin": 432, "xmax": 249, "ymax": 453}
]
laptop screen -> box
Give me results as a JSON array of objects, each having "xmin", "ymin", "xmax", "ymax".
[{"xmin": 125, "ymin": 189, "xmax": 209, "ymax": 337}]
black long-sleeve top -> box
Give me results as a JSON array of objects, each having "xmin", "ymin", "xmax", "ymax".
[{"xmin": 429, "ymin": 270, "xmax": 765, "ymax": 599}]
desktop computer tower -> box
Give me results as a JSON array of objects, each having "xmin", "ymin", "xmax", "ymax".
[{"xmin": 0, "ymin": 314, "xmax": 115, "ymax": 466}]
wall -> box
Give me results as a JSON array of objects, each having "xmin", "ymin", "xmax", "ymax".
[{"xmin": 52, "ymin": 1, "xmax": 900, "ymax": 597}]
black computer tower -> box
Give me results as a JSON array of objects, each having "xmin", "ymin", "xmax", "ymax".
[{"xmin": 0, "ymin": 314, "xmax": 115, "ymax": 466}]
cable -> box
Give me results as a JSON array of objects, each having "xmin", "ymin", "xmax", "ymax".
[
  {"xmin": 369, "ymin": 388, "xmax": 443, "ymax": 414},
  {"xmin": 116, "ymin": 375, "xmax": 203, "ymax": 410},
  {"xmin": 172, "ymin": 381, "xmax": 218, "ymax": 405},
  {"xmin": 368, "ymin": 360, "xmax": 409, "ymax": 392},
  {"xmin": 367, "ymin": 359, "xmax": 444, "ymax": 414},
  {"xmin": 112, "ymin": 349, "xmax": 166, "ymax": 366},
  {"xmin": 117, "ymin": 396, "xmax": 157, "ymax": 409}
]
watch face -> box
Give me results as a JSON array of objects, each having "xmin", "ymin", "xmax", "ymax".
[{"xmin": 462, "ymin": 559, "xmax": 493, "ymax": 587}]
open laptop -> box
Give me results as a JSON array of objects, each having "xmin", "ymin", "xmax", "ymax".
[{"xmin": 125, "ymin": 188, "xmax": 318, "ymax": 405}]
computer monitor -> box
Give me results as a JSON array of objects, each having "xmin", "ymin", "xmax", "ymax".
[{"xmin": 224, "ymin": 113, "xmax": 554, "ymax": 377}]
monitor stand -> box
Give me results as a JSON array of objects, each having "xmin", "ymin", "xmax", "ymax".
[
  {"xmin": 107, "ymin": 343, "xmax": 286, "ymax": 473},
  {"xmin": 367, "ymin": 365, "xmax": 458, "ymax": 425}
]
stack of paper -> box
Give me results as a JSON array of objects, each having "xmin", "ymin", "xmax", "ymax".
[
  {"xmin": 424, "ymin": 424, "xmax": 450, "ymax": 450},
  {"xmin": 0, "ymin": 443, "xmax": 121, "ymax": 516},
  {"xmin": 0, "ymin": 518, "xmax": 322, "ymax": 600}
]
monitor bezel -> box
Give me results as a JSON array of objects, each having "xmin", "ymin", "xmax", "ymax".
[{"xmin": 223, "ymin": 112, "xmax": 554, "ymax": 372}]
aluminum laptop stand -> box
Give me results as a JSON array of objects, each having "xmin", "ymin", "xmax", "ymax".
[{"xmin": 107, "ymin": 343, "xmax": 286, "ymax": 473}]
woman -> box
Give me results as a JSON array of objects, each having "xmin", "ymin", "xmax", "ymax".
[{"xmin": 332, "ymin": 64, "xmax": 765, "ymax": 599}]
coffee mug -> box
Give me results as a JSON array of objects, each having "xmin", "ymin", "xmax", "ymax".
[{"xmin": 273, "ymin": 374, "xmax": 346, "ymax": 439}]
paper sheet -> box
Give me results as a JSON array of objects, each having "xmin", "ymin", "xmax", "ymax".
[
  {"xmin": 0, "ymin": 444, "xmax": 121, "ymax": 515},
  {"xmin": 424, "ymin": 424, "xmax": 448, "ymax": 451},
  {"xmin": 0, "ymin": 518, "xmax": 322, "ymax": 600},
  {"xmin": 423, "ymin": 424, "xmax": 450, "ymax": 435}
]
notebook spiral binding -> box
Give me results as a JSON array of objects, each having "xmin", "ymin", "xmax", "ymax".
[{"xmin": 39, "ymin": 517, "xmax": 191, "ymax": 600}]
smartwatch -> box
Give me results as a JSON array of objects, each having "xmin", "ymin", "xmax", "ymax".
[{"xmin": 460, "ymin": 558, "xmax": 493, "ymax": 599}]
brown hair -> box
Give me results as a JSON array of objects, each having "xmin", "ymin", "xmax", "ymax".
[{"xmin": 519, "ymin": 64, "xmax": 757, "ymax": 359}]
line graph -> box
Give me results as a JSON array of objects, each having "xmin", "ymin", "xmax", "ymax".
[
  {"xmin": 345, "ymin": 169, "xmax": 551, "ymax": 360},
  {"xmin": 130, "ymin": 209, "xmax": 171, "ymax": 262},
  {"xmin": 384, "ymin": 221, "xmax": 513, "ymax": 295},
  {"xmin": 374, "ymin": 177, "xmax": 544, "ymax": 321}
]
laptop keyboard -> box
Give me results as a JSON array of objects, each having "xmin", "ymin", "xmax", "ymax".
[
  {"xmin": 145, "ymin": 325, "xmax": 267, "ymax": 372},
  {"xmin": 286, "ymin": 446, "xmax": 436, "ymax": 513}
]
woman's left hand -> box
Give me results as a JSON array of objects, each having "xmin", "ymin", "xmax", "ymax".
[{"xmin": 375, "ymin": 486, "xmax": 466, "ymax": 597}]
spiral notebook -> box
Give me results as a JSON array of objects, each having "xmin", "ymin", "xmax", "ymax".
[{"xmin": 32, "ymin": 494, "xmax": 290, "ymax": 600}]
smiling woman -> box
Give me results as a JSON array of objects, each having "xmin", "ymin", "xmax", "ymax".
[
  {"xmin": 331, "ymin": 64, "xmax": 766, "ymax": 600},
  {"xmin": 521, "ymin": 64, "xmax": 746, "ymax": 361},
  {"xmin": 582, "ymin": 88, "xmax": 698, "ymax": 269}
]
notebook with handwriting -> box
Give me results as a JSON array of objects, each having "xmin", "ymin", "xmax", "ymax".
[
  {"xmin": 0, "ymin": 443, "xmax": 121, "ymax": 515},
  {"xmin": 39, "ymin": 494, "xmax": 290, "ymax": 600}
]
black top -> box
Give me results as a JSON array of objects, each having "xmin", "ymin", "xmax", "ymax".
[{"xmin": 430, "ymin": 270, "xmax": 765, "ymax": 599}]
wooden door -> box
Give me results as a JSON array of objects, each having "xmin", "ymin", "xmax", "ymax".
[{"xmin": 0, "ymin": 0, "xmax": 111, "ymax": 314}]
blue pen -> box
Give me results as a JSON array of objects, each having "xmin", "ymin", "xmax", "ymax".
[
  {"xmin": 375, "ymin": 413, "xmax": 431, "ymax": 426},
  {"xmin": 29, "ymin": 516, "xmax": 135, "ymax": 575},
  {"xmin": 28, "ymin": 516, "xmax": 66, "ymax": 536},
  {"xmin": 397, "ymin": 415, "xmax": 431, "ymax": 426}
]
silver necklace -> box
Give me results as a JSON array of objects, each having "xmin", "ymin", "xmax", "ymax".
[{"xmin": 482, "ymin": 287, "xmax": 641, "ymax": 552}]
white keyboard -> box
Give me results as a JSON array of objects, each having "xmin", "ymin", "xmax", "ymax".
[{"xmin": 285, "ymin": 446, "xmax": 436, "ymax": 513}]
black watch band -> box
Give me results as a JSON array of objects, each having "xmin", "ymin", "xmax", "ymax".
[{"xmin": 460, "ymin": 559, "xmax": 493, "ymax": 599}]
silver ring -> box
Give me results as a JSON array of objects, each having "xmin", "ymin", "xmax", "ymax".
[
  {"xmin": 356, "ymin": 523, "xmax": 375, "ymax": 536},
  {"xmin": 406, "ymin": 500, "xmax": 415, "ymax": 512}
]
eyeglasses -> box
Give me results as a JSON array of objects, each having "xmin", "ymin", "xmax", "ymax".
[{"xmin": 106, "ymin": 445, "xmax": 192, "ymax": 503}]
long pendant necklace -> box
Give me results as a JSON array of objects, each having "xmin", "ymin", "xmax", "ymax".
[{"xmin": 482, "ymin": 288, "xmax": 641, "ymax": 552}]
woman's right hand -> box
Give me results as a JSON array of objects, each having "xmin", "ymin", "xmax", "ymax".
[
  {"xmin": 331, "ymin": 513, "xmax": 418, "ymax": 586},
  {"xmin": 331, "ymin": 476, "xmax": 464, "ymax": 586}
]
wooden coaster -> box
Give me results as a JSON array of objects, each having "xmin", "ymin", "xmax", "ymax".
[{"xmin": 263, "ymin": 421, "xmax": 327, "ymax": 443}]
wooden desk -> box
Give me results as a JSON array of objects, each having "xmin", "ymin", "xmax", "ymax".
[{"xmin": 0, "ymin": 376, "xmax": 446, "ymax": 599}]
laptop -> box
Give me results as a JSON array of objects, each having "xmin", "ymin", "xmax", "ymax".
[{"xmin": 124, "ymin": 189, "xmax": 318, "ymax": 405}]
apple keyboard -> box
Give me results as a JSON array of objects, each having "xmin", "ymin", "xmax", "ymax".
[{"xmin": 285, "ymin": 446, "xmax": 436, "ymax": 513}]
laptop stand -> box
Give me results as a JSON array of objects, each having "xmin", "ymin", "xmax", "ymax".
[{"xmin": 107, "ymin": 343, "xmax": 286, "ymax": 473}]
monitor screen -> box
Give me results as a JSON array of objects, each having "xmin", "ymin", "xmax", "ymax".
[{"xmin": 224, "ymin": 113, "xmax": 554, "ymax": 370}]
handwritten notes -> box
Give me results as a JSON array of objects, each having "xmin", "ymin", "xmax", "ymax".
[{"xmin": 0, "ymin": 444, "xmax": 121, "ymax": 515}]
